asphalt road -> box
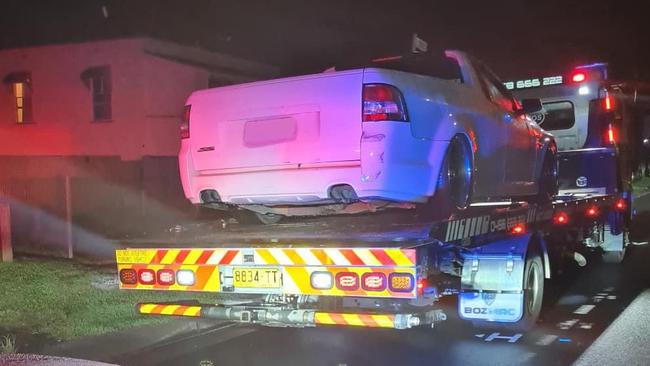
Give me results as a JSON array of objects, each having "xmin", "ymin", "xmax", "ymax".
[{"xmin": 119, "ymin": 195, "xmax": 650, "ymax": 366}]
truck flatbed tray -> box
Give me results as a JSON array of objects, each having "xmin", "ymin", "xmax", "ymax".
[{"xmin": 119, "ymin": 194, "xmax": 613, "ymax": 249}]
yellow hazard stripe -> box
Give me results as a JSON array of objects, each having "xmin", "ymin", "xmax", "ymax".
[
  {"xmin": 385, "ymin": 249, "xmax": 413, "ymax": 266},
  {"xmin": 138, "ymin": 304, "xmax": 202, "ymax": 317}
]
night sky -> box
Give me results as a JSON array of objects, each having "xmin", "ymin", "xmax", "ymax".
[{"xmin": 2, "ymin": 0, "xmax": 649, "ymax": 80}]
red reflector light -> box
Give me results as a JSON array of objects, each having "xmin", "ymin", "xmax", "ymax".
[
  {"xmin": 138, "ymin": 269, "xmax": 156, "ymax": 285},
  {"xmin": 335, "ymin": 272, "xmax": 359, "ymax": 291},
  {"xmin": 606, "ymin": 124, "xmax": 616, "ymax": 144},
  {"xmin": 180, "ymin": 105, "xmax": 191, "ymax": 139},
  {"xmin": 604, "ymin": 95, "xmax": 613, "ymax": 110},
  {"xmin": 388, "ymin": 273, "xmax": 414, "ymax": 292},
  {"xmin": 553, "ymin": 212, "xmax": 569, "ymax": 225},
  {"xmin": 571, "ymin": 72, "xmax": 586, "ymax": 83},
  {"xmin": 361, "ymin": 273, "xmax": 387, "ymax": 291},
  {"xmin": 119, "ymin": 269, "xmax": 137, "ymax": 285},
  {"xmin": 511, "ymin": 224, "xmax": 525, "ymax": 234},
  {"xmin": 615, "ymin": 198, "xmax": 626, "ymax": 211},
  {"xmin": 362, "ymin": 84, "xmax": 407, "ymax": 122},
  {"xmin": 586, "ymin": 206, "xmax": 599, "ymax": 217},
  {"xmin": 157, "ymin": 269, "xmax": 175, "ymax": 286}
]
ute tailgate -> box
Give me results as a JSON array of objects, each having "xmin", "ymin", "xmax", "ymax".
[{"xmin": 187, "ymin": 71, "xmax": 364, "ymax": 172}]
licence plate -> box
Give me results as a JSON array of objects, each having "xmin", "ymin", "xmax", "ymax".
[{"xmin": 233, "ymin": 267, "xmax": 282, "ymax": 288}]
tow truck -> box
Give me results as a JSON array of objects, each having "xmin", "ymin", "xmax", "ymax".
[
  {"xmin": 116, "ymin": 197, "xmax": 630, "ymax": 331},
  {"xmin": 115, "ymin": 62, "xmax": 634, "ymax": 332}
]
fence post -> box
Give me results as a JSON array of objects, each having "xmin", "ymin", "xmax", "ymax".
[
  {"xmin": 0, "ymin": 202, "xmax": 12, "ymax": 262},
  {"xmin": 64, "ymin": 176, "xmax": 73, "ymax": 259}
]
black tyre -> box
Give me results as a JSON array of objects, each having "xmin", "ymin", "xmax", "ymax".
[
  {"xmin": 471, "ymin": 246, "xmax": 544, "ymax": 332},
  {"xmin": 517, "ymin": 249, "xmax": 545, "ymax": 331},
  {"xmin": 420, "ymin": 136, "xmax": 473, "ymax": 221}
]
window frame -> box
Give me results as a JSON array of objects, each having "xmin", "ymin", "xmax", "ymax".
[{"xmin": 538, "ymin": 100, "xmax": 576, "ymax": 131}]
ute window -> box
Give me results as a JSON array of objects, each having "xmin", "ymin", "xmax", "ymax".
[
  {"xmin": 334, "ymin": 53, "xmax": 463, "ymax": 82},
  {"xmin": 535, "ymin": 101, "xmax": 575, "ymax": 131}
]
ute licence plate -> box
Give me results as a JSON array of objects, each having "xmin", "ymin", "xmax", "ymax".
[{"xmin": 233, "ymin": 267, "xmax": 282, "ymax": 288}]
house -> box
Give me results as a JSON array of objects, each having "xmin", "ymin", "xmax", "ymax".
[{"xmin": 0, "ymin": 37, "xmax": 277, "ymax": 255}]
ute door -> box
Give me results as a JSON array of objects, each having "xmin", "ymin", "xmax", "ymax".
[{"xmin": 475, "ymin": 63, "xmax": 537, "ymax": 195}]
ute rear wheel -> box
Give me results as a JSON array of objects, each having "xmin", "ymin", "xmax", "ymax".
[{"xmin": 419, "ymin": 136, "xmax": 473, "ymax": 221}]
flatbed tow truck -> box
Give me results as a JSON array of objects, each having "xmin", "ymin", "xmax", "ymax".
[
  {"xmin": 115, "ymin": 59, "xmax": 641, "ymax": 332},
  {"xmin": 115, "ymin": 192, "xmax": 630, "ymax": 331}
]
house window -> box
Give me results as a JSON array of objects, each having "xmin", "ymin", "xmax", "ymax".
[
  {"xmin": 81, "ymin": 66, "xmax": 112, "ymax": 121},
  {"xmin": 3, "ymin": 72, "xmax": 33, "ymax": 123}
]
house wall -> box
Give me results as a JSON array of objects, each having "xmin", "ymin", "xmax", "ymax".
[{"xmin": 0, "ymin": 38, "xmax": 212, "ymax": 161}]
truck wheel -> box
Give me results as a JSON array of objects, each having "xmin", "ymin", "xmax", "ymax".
[
  {"xmin": 517, "ymin": 249, "xmax": 544, "ymax": 331},
  {"xmin": 419, "ymin": 136, "xmax": 473, "ymax": 221},
  {"xmin": 473, "ymin": 247, "xmax": 544, "ymax": 332}
]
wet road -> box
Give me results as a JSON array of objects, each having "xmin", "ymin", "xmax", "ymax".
[{"xmin": 120, "ymin": 195, "xmax": 650, "ymax": 366}]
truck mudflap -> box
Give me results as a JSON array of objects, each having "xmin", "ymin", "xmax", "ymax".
[
  {"xmin": 116, "ymin": 247, "xmax": 418, "ymax": 299},
  {"xmin": 135, "ymin": 302, "xmax": 444, "ymax": 329},
  {"xmin": 457, "ymin": 234, "xmax": 528, "ymax": 323}
]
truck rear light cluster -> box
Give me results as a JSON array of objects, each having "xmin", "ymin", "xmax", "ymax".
[
  {"xmin": 310, "ymin": 271, "xmax": 333, "ymax": 289},
  {"xmin": 157, "ymin": 269, "xmax": 175, "ymax": 286},
  {"xmin": 335, "ymin": 272, "xmax": 359, "ymax": 290},
  {"xmin": 176, "ymin": 270, "xmax": 196, "ymax": 286},
  {"xmin": 361, "ymin": 273, "xmax": 387, "ymax": 291},
  {"xmin": 119, "ymin": 269, "xmax": 137, "ymax": 285},
  {"xmin": 180, "ymin": 105, "xmax": 191, "ymax": 139},
  {"xmin": 119, "ymin": 268, "xmax": 192, "ymax": 286},
  {"xmin": 362, "ymin": 84, "xmax": 408, "ymax": 122},
  {"xmin": 388, "ymin": 273, "xmax": 414, "ymax": 292},
  {"xmin": 138, "ymin": 269, "xmax": 156, "ymax": 285}
]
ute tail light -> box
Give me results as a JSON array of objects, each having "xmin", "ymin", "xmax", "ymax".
[
  {"xmin": 335, "ymin": 272, "xmax": 359, "ymax": 291},
  {"xmin": 119, "ymin": 269, "xmax": 137, "ymax": 285},
  {"xmin": 361, "ymin": 273, "xmax": 387, "ymax": 291},
  {"xmin": 138, "ymin": 269, "xmax": 156, "ymax": 285},
  {"xmin": 362, "ymin": 84, "xmax": 408, "ymax": 122},
  {"xmin": 180, "ymin": 105, "xmax": 191, "ymax": 139},
  {"xmin": 157, "ymin": 269, "xmax": 175, "ymax": 286}
]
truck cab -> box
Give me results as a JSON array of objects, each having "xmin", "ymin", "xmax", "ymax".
[{"xmin": 508, "ymin": 64, "xmax": 630, "ymax": 197}]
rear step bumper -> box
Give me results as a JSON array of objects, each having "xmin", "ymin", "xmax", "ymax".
[{"xmin": 137, "ymin": 303, "xmax": 446, "ymax": 329}]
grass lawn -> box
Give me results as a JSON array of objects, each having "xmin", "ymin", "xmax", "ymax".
[
  {"xmin": 633, "ymin": 176, "xmax": 650, "ymax": 195},
  {"xmin": 0, "ymin": 257, "xmax": 216, "ymax": 342}
]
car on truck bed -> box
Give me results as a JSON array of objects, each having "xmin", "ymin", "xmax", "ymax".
[{"xmin": 179, "ymin": 50, "xmax": 557, "ymax": 224}]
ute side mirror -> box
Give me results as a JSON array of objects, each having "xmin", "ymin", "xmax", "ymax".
[{"xmin": 518, "ymin": 99, "xmax": 543, "ymax": 115}]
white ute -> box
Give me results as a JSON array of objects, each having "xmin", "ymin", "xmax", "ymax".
[{"xmin": 179, "ymin": 50, "xmax": 556, "ymax": 224}]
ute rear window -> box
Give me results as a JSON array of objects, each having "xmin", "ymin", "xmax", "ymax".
[
  {"xmin": 334, "ymin": 53, "xmax": 462, "ymax": 82},
  {"xmin": 535, "ymin": 101, "xmax": 575, "ymax": 131}
]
